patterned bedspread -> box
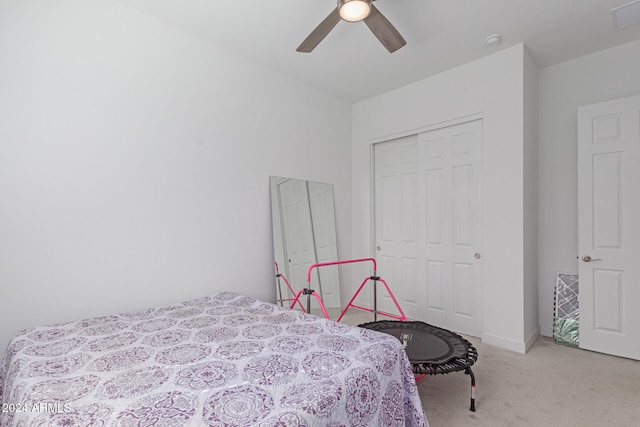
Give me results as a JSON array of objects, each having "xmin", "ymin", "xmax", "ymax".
[{"xmin": 0, "ymin": 292, "xmax": 427, "ymax": 426}]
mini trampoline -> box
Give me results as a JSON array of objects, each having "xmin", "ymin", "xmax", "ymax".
[{"xmin": 359, "ymin": 320, "xmax": 478, "ymax": 411}]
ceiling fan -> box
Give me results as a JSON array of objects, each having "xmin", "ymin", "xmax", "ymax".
[{"xmin": 297, "ymin": 0, "xmax": 406, "ymax": 53}]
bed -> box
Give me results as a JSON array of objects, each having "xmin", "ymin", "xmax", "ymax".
[{"xmin": 0, "ymin": 292, "xmax": 428, "ymax": 426}]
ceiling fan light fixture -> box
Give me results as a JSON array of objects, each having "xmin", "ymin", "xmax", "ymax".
[
  {"xmin": 339, "ymin": 0, "xmax": 371, "ymax": 22},
  {"xmin": 297, "ymin": 0, "xmax": 405, "ymax": 53}
]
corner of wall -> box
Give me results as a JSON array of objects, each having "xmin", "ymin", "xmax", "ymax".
[{"xmin": 523, "ymin": 43, "xmax": 541, "ymax": 344}]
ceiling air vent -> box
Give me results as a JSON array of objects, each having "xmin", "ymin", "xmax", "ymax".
[{"xmin": 612, "ymin": 0, "xmax": 640, "ymax": 30}]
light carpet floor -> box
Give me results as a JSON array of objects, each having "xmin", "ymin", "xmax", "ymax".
[
  {"xmin": 419, "ymin": 334, "xmax": 640, "ymax": 426},
  {"xmin": 331, "ymin": 309, "xmax": 640, "ymax": 427}
]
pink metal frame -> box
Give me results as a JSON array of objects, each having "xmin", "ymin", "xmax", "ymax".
[
  {"xmin": 333, "ymin": 258, "xmax": 407, "ymax": 322},
  {"xmin": 289, "ymin": 257, "xmax": 407, "ymax": 322},
  {"xmin": 275, "ymin": 262, "xmax": 305, "ymax": 312},
  {"xmin": 337, "ymin": 275, "xmax": 407, "ymax": 322},
  {"xmin": 289, "ymin": 288, "xmax": 330, "ymax": 318}
]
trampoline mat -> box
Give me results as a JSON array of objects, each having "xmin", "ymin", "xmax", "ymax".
[{"xmin": 359, "ymin": 320, "xmax": 470, "ymax": 365}]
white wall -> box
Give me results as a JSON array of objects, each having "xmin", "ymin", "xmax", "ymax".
[
  {"xmin": 352, "ymin": 45, "xmax": 533, "ymax": 352},
  {"xmin": 537, "ymin": 40, "xmax": 640, "ymax": 337},
  {"xmin": 0, "ymin": 0, "xmax": 352, "ymax": 353}
]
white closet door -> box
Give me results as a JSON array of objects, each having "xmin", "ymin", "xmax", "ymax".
[
  {"xmin": 374, "ymin": 120, "xmax": 483, "ymax": 336},
  {"xmin": 418, "ymin": 120, "xmax": 483, "ymax": 336},
  {"xmin": 374, "ymin": 135, "xmax": 421, "ymax": 319},
  {"xmin": 578, "ymin": 95, "xmax": 640, "ymax": 360}
]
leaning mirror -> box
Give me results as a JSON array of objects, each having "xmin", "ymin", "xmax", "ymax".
[{"xmin": 270, "ymin": 176, "xmax": 341, "ymax": 315}]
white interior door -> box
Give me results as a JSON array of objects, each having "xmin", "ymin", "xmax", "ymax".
[
  {"xmin": 374, "ymin": 120, "xmax": 483, "ymax": 336},
  {"xmin": 578, "ymin": 94, "xmax": 640, "ymax": 360}
]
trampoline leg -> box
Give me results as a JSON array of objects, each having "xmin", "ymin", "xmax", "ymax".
[{"xmin": 465, "ymin": 367, "xmax": 476, "ymax": 412}]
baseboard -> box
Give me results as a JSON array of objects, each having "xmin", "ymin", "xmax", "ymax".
[
  {"xmin": 524, "ymin": 326, "xmax": 540, "ymax": 353},
  {"xmin": 481, "ymin": 333, "xmax": 525, "ymax": 353},
  {"xmin": 482, "ymin": 327, "xmax": 540, "ymax": 354}
]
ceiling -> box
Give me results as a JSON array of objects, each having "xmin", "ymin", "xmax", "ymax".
[{"xmin": 118, "ymin": 0, "xmax": 640, "ymax": 103}]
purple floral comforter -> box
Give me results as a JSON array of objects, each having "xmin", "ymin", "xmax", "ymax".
[{"xmin": 0, "ymin": 292, "xmax": 427, "ymax": 426}]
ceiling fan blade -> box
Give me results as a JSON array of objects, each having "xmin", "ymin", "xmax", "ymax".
[
  {"xmin": 296, "ymin": 7, "xmax": 341, "ymax": 52},
  {"xmin": 363, "ymin": 4, "xmax": 406, "ymax": 53}
]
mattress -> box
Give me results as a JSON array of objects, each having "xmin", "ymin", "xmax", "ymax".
[{"xmin": 0, "ymin": 292, "xmax": 427, "ymax": 426}]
